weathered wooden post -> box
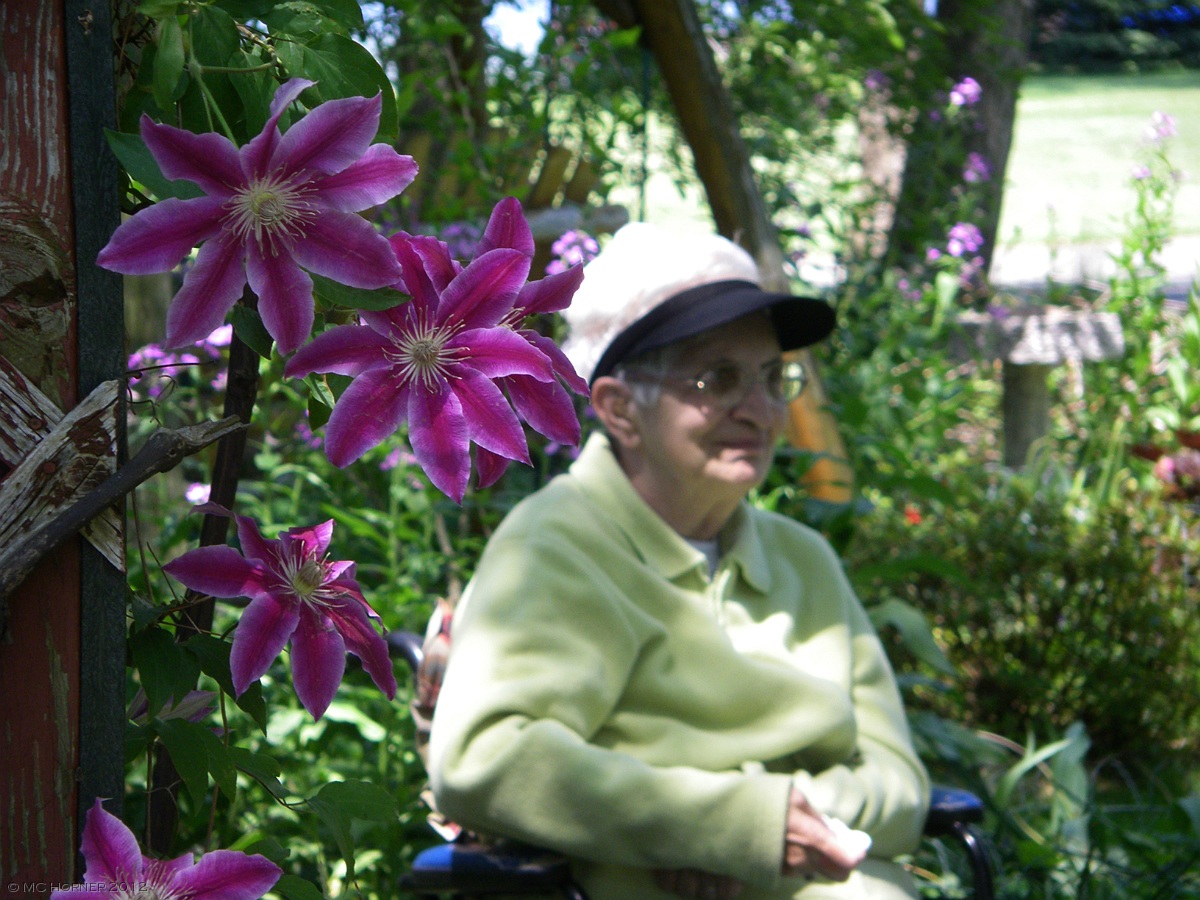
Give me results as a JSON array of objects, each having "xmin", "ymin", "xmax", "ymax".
[
  {"xmin": 0, "ymin": 0, "xmax": 125, "ymax": 887},
  {"xmin": 955, "ymin": 306, "xmax": 1125, "ymax": 467}
]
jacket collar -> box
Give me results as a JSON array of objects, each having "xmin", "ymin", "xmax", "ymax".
[{"xmin": 570, "ymin": 433, "xmax": 772, "ymax": 593}]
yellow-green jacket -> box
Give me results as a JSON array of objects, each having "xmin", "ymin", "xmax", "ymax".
[{"xmin": 429, "ymin": 434, "xmax": 929, "ymax": 898}]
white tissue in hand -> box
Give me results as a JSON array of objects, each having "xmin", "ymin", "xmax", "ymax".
[{"xmin": 822, "ymin": 815, "xmax": 872, "ymax": 857}]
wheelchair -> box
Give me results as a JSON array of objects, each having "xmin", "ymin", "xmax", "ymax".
[{"xmin": 390, "ymin": 630, "xmax": 995, "ymax": 899}]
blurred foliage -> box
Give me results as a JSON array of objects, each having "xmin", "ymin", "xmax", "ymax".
[
  {"xmin": 1032, "ymin": 0, "xmax": 1200, "ymax": 71},
  {"xmin": 115, "ymin": 1, "xmax": 1200, "ymax": 896}
]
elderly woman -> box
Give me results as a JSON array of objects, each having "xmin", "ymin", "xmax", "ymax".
[{"xmin": 427, "ymin": 223, "xmax": 930, "ymax": 899}]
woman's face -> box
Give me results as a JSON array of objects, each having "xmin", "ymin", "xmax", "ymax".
[{"xmin": 630, "ymin": 313, "xmax": 789, "ymax": 505}]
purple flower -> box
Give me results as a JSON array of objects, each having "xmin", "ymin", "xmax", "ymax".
[
  {"xmin": 546, "ymin": 229, "xmax": 600, "ymax": 276},
  {"xmin": 1146, "ymin": 111, "xmax": 1177, "ymax": 143},
  {"xmin": 97, "ymin": 78, "xmax": 418, "ymax": 355},
  {"xmin": 163, "ymin": 516, "xmax": 396, "ymax": 720},
  {"xmin": 947, "ymin": 222, "xmax": 984, "ymax": 257},
  {"xmin": 127, "ymin": 688, "xmax": 217, "ymax": 725},
  {"xmin": 185, "ymin": 482, "xmax": 212, "ymax": 504},
  {"xmin": 864, "ymin": 69, "xmax": 890, "ymax": 93},
  {"xmin": 52, "ymin": 798, "xmax": 280, "ymax": 900},
  {"xmin": 950, "ymin": 77, "xmax": 982, "ymax": 107},
  {"xmin": 963, "ymin": 151, "xmax": 991, "ymax": 183},
  {"xmin": 285, "ymin": 198, "xmax": 584, "ymax": 502}
]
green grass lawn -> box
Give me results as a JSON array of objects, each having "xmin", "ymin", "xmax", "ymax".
[{"xmin": 997, "ymin": 70, "xmax": 1200, "ymax": 246}]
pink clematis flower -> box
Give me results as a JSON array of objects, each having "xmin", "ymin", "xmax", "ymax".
[
  {"xmin": 163, "ymin": 516, "xmax": 397, "ymax": 720},
  {"xmin": 97, "ymin": 78, "xmax": 418, "ymax": 355},
  {"xmin": 52, "ymin": 798, "xmax": 280, "ymax": 899},
  {"xmin": 472, "ymin": 199, "xmax": 588, "ymax": 487},
  {"xmin": 285, "ymin": 198, "xmax": 585, "ymax": 502}
]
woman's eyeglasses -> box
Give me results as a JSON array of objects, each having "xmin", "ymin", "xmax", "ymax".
[{"xmin": 626, "ymin": 359, "xmax": 808, "ymax": 410}]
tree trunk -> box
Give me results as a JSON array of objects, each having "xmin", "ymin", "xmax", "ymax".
[{"xmin": 890, "ymin": 0, "xmax": 1035, "ymax": 273}]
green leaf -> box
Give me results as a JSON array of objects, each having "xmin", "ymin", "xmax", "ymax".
[
  {"xmin": 106, "ymin": 130, "xmax": 204, "ymax": 201},
  {"xmin": 311, "ymin": 272, "xmax": 407, "ymax": 312},
  {"xmin": 308, "ymin": 780, "xmax": 398, "ymax": 880},
  {"xmin": 306, "ymin": 394, "xmax": 331, "ymax": 431},
  {"xmin": 262, "ymin": 0, "xmax": 364, "ymax": 35},
  {"xmin": 212, "ymin": 0, "xmax": 274, "ymax": 20},
  {"xmin": 230, "ymin": 747, "xmax": 289, "ymax": 801},
  {"xmin": 322, "ymin": 700, "xmax": 387, "ymax": 742},
  {"xmin": 275, "ymin": 34, "xmax": 398, "ymax": 141},
  {"xmin": 605, "ymin": 26, "xmax": 643, "ymax": 50},
  {"xmin": 153, "ymin": 16, "xmax": 187, "ymax": 111},
  {"xmin": 272, "ymin": 874, "xmax": 325, "ymax": 900},
  {"xmin": 138, "ymin": 1, "xmax": 181, "ymax": 20},
  {"xmin": 187, "ymin": 633, "xmax": 268, "ymax": 731},
  {"xmin": 156, "ymin": 717, "xmax": 238, "ymax": 805},
  {"xmin": 130, "ymin": 626, "xmax": 202, "ymax": 720},
  {"xmin": 309, "ymin": 0, "xmax": 365, "ymax": 30},
  {"xmin": 868, "ymin": 598, "xmax": 956, "ymax": 677},
  {"xmin": 190, "ymin": 6, "xmax": 240, "ymax": 68},
  {"xmin": 229, "ymin": 304, "xmax": 276, "ymax": 359},
  {"xmin": 186, "ymin": 633, "xmax": 235, "ymax": 694},
  {"xmin": 994, "ymin": 736, "xmax": 1074, "ymax": 810}
]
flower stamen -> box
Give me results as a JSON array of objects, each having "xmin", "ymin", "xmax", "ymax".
[
  {"xmin": 385, "ymin": 319, "xmax": 466, "ymax": 389},
  {"xmin": 226, "ymin": 174, "xmax": 315, "ymax": 252}
]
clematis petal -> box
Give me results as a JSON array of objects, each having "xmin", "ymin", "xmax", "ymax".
[
  {"xmin": 283, "ymin": 519, "xmax": 334, "ymax": 558},
  {"xmin": 284, "ymin": 324, "xmax": 391, "ymax": 379},
  {"xmin": 390, "ymin": 234, "xmax": 445, "ymax": 312},
  {"xmin": 476, "ymin": 196, "xmax": 534, "ymax": 258},
  {"xmin": 164, "ymin": 230, "xmax": 248, "ymax": 349},
  {"xmin": 323, "ymin": 594, "xmax": 397, "ymax": 699},
  {"xmin": 78, "ymin": 799, "xmax": 143, "ymax": 884},
  {"xmin": 313, "ymin": 144, "xmax": 418, "ymax": 212},
  {"xmin": 455, "ymin": 327, "xmax": 555, "ymax": 381},
  {"xmin": 409, "ymin": 382, "xmax": 470, "ymax": 502},
  {"xmin": 323, "ymin": 368, "xmax": 410, "ymax": 467},
  {"xmin": 234, "ymin": 515, "xmax": 276, "ymax": 567},
  {"xmin": 145, "ymin": 854, "xmax": 193, "ymax": 880},
  {"xmin": 358, "ymin": 303, "xmax": 413, "ymax": 339},
  {"xmin": 451, "ymin": 368, "xmax": 530, "ymax": 465},
  {"xmin": 474, "ymin": 446, "xmax": 512, "ymax": 490},
  {"xmin": 522, "ymin": 329, "xmax": 589, "ymax": 394},
  {"xmin": 141, "ymin": 116, "xmax": 243, "ymax": 195},
  {"xmin": 440, "ymin": 248, "xmax": 529, "ymax": 328},
  {"xmin": 240, "ymin": 77, "xmax": 313, "ymax": 180},
  {"xmin": 246, "ymin": 243, "xmax": 314, "ymax": 355},
  {"xmin": 97, "ymin": 196, "xmax": 226, "ymax": 275},
  {"xmin": 504, "ymin": 374, "xmax": 582, "ymax": 446},
  {"xmin": 273, "ymin": 93, "xmax": 383, "ymax": 177},
  {"xmin": 405, "ymin": 233, "xmax": 462, "ymax": 295},
  {"xmin": 290, "ymin": 610, "xmax": 346, "ymax": 719},
  {"xmin": 326, "ymin": 560, "xmax": 356, "ymax": 582},
  {"xmin": 230, "ymin": 594, "xmax": 301, "ymax": 696},
  {"xmin": 515, "ymin": 263, "xmax": 585, "ymax": 316},
  {"xmin": 174, "ymin": 849, "xmax": 281, "ymax": 900},
  {"xmin": 293, "ymin": 211, "xmax": 402, "ymax": 288},
  {"xmin": 163, "ymin": 546, "xmax": 269, "ymax": 599}
]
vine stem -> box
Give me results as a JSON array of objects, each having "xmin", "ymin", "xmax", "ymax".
[{"xmin": 147, "ymin": 287, "xmax": 263, "ymax": 854}]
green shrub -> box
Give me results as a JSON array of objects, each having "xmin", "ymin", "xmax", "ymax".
[{"xmin": 845, "ymin": 466, "xmax": 1200, "ymax": 763}]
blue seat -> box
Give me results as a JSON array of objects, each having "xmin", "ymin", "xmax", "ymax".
[
  {"xmin": 392, "ymin": 631, "xmax": 995, "ymax": 899},
  {"xmin": 401, "ymin": 840, "xmax": 587, "ymax": 898}
]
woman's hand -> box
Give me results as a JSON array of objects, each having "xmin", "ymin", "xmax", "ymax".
[
  {"xmin": 653, "ymin": 868, "xmax": 746, "ymax": 899},
  {"xmin": 782, "ymin": 787, "xmax": 868, "ymax": 882}
]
